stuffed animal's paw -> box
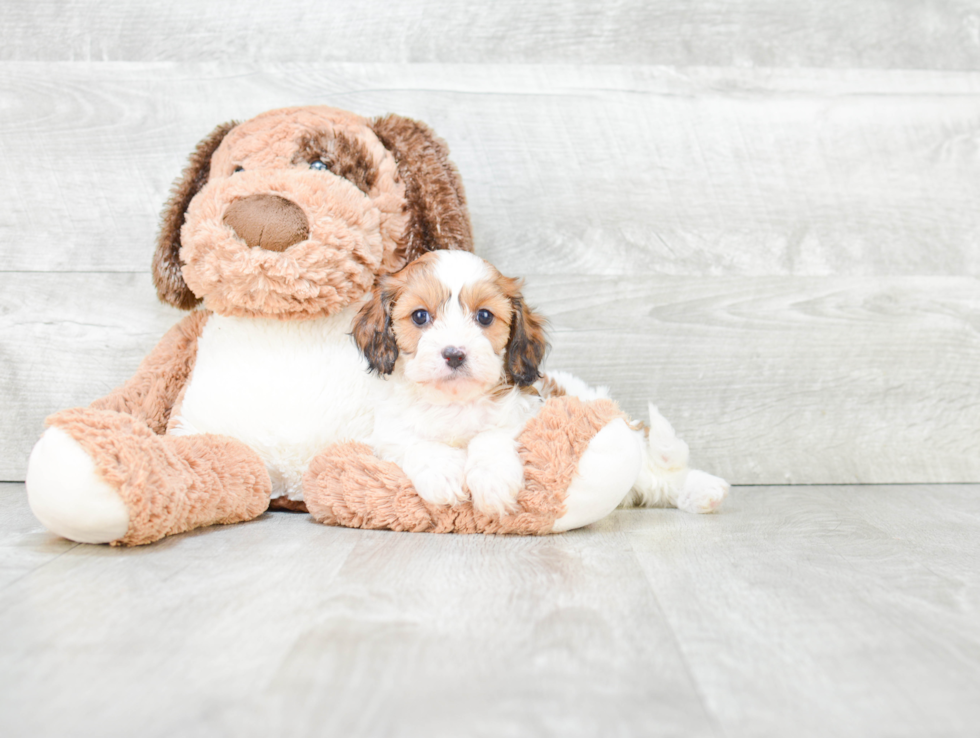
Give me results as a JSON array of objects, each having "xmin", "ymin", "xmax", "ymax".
[
  {"xmin": 402, "ymin": 443, "xmax": 469, "ymax": 506},
  {"xmin": 675, "ymin": 469, "xmax": 729, "ymax": 514},
  {"xmin": 26, "ymin": 427, "xmax": 131, "ymax": 543},
  {"xmin": 465, "ymin": 431, "xmax": 523, "ymax": 517},
  {"xmin": 551, "ymin": 417, "xmax": 643, "ymax": 532}
]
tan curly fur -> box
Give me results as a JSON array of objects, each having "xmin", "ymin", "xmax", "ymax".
[
  {"xmin": 46, "ymin": 408, "xmax": 271, "ymax": 546},
  {"xmin": 153, "ymin": 106, "xmax": 475, "ymax": 318}
]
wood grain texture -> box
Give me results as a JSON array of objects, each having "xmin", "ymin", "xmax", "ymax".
[
  {"xmin": 2, "ymin": 482, "xmax": 979, "ymax": 737},
  {"xmin": 1, "ymin": 63, "xmax": 978, "ymax": 276},
  {"xmin": 3, "ymin": 272, "xmax": 977, "ymax": 484},
  {"xmin": 3, "ymin": 0, "xmax": 980, "ymax": 70}
]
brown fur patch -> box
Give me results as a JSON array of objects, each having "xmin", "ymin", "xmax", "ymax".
[
  {"xmin": 295, "ymin": 130, "xmax": 378, "ymax": 195},
  {"xmin": 459, "ymin": 279, "xmax": 515, "ymax": 354},
  {"xmin": 455, "ymin": 266, "xmax": 546, "ymax": 383},
  {"xmin": 352, "ymin": 257, "xmax": 450, "ymax": 371},
  {"xmin": 535, "ymin": 374, "xmax": 568, "ymax": 400},
  {"xmin": 371, "ymin": 114, "xmax": 473, "ymax": 263},
  {"xmin": 351, "ymin": 283, "xmax": 400, "ymax": 375},
  {"xmin": 506, "ymin": 293, "xmax": 547, "ymax": 387},
  {"xmin": 153, "ymin": 121, "xmax": 237, "ymax": 310},
  {"xmin": 389, "ymin": 270, "xmax": 451, "ymax": 355}
]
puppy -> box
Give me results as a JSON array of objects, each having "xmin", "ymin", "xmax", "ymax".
[{"xmin": 352, "ymin": 250, "xmax": 548, "ymax": 516}]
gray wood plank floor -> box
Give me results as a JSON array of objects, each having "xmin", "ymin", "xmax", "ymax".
[{"xmin": 2, "ymin": 481, "xmax": 979, "ymax": 738}]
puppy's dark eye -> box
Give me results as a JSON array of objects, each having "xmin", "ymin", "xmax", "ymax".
[
  {"xmin": 411, "ymin": 309, "xmax": 430, "ymax": 326},
  {"xmin": 233, "ymin": 166, "xmax": 244, "ymax": 174},
  {"xmin": 476, "ymin": 309, "xmax": 494, "ymax": 326},
  {"xmin": 310, "ymin": 160, "xmax": 328, "ymax": 171}
]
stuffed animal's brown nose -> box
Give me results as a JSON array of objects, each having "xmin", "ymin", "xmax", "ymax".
[{"xmin": 222, "ymin": 194, "xmax": 310, "ymax": 252}]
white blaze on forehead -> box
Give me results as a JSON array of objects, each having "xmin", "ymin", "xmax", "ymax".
[{"xmin": 431, "ymin": 251, "xmax": 492, "ymax": 307}]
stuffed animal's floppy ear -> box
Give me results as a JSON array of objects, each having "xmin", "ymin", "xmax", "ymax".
[
  {"xmin": 506, "ymin": 296, "xmax": 548, "ymax": 387},
  {"xmin": 152, "ymin": 121, "xmax": 237, "ymax": 310},
  {"xmin": 370, "ymin": 114, "xmax": 473, "ymax": 264},
  {"xmin": 351, "ymin": 282, "xmax": 400, "ymax": 375}
]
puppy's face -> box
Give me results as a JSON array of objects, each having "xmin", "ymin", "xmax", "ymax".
[{"xmin": 353, "ymin": 251, "xmax": 547, "ymax": 402}]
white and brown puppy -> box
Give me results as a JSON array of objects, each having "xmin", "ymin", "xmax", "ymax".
[{"xmin": 352, "ymin": 250, "xmax": 547, "ymax": 516}]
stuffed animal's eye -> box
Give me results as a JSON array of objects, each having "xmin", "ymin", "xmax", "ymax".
[
  {"xmin": 233, "ymin": 166, "xmax": 244, "ymax": 174},
  {"xmin": 411, "ymin": 309, "xmax": 430, "ymax": 326},
  {"xmin": 310, "ymin": 160, "xmax": 328, "ymax": 171},
  {"xmin": 476, "ymin": 309, "xmax": 494, "ymax": 326}
]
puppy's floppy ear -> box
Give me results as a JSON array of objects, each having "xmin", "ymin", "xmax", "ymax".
[
  {"xmin": 351, "ymin": 281, "xmax": 400, "ymax": 375},
  {"xmin": 370, "ymin": 114, "xmax": 473, "ymax": 265},
  {"xmin": 152, "ymin": 121, "xmax": 237, "ymax": 310},
  {"xmin": 506, "ymin": 296, "xmax": 548, "ymax": 387}
]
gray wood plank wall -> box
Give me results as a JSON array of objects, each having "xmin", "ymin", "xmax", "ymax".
[{"xmin": 2, "ymin": 2, "xmax": 978, "ymax": 483}]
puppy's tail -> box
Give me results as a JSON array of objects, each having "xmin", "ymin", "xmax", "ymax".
[
  {"xmin": 621, "ymin": 403, "xmax": 691, "ymax": 508},
  {"xmin": 536, "ymin": 373, "xmax": 697, "ymax": 508}
]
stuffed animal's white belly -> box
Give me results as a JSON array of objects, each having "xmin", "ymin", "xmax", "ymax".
[{"xmin": 169, "ymin": 310, "xmax": 375, "ymax": 501}]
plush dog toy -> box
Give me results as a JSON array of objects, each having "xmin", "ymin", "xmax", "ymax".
[{"xmin": 25, "ymin": 105, "xmax": 649, "ymax": 545}]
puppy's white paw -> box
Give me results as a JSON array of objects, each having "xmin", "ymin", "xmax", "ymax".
[
  {"xmin": 402, "ymin": 444, "xmax": 469, "ymax": 506},
  {"xmin": 675, "ymin": 469, "xmax": 730, "ymax": 514},
  {"xmin": 465, "ymin": 449, "xmax": 523, "ymax": 518},
  {"xmin": 464, "ymin": 431, "xmax": 524, "ymax": 517}
]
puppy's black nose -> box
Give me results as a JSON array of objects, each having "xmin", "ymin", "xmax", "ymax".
[{"xmin": 442, "ymin": 346, "xmax": 466, "ymax": 369}]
